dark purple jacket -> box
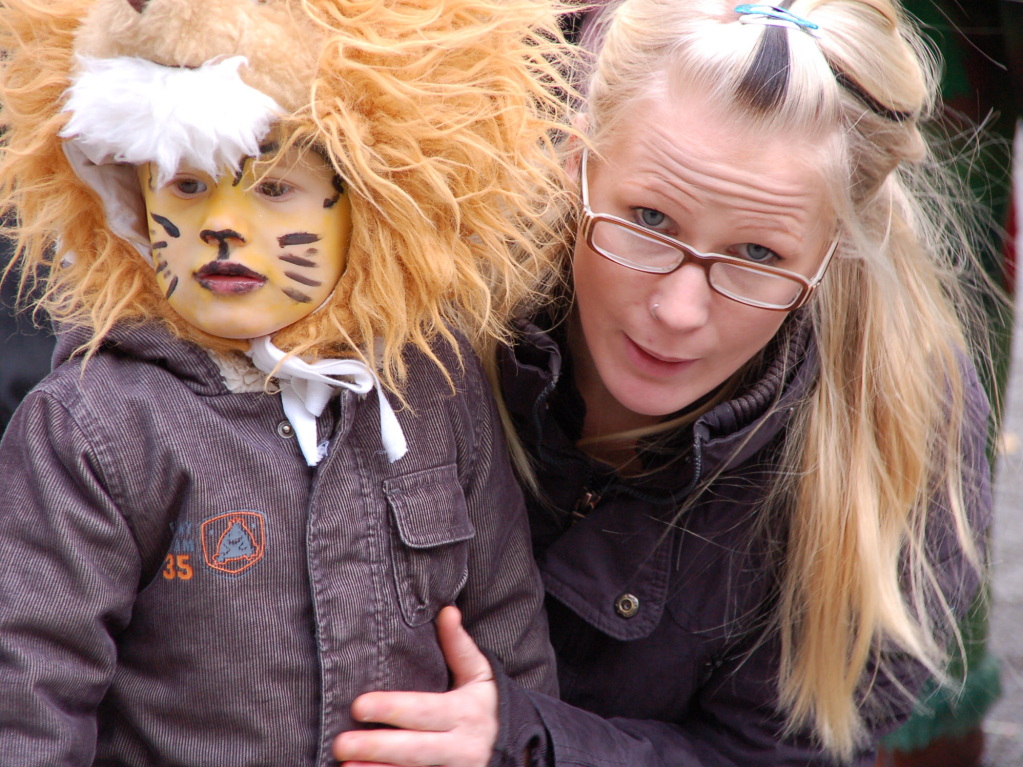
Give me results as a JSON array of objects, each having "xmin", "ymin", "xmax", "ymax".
[{"xmin": 488, "ymin": 314, "xmax": 992, "ymax": 767}]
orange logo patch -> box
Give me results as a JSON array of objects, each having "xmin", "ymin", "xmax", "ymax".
[{"xmin": 200, "ymin": 511, "xmax": 266, "ymax": 575}]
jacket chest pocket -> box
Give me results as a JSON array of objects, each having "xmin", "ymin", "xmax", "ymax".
[{"xmin": 383, "ymin": 464, "xmax": 475, "ymax": 627}]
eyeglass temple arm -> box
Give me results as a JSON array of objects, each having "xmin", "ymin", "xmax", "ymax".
[{"xmin": 579, "ymin": 147, "xmax": 592, "ymax": 210}]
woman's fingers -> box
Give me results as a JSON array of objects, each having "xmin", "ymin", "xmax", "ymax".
[
  {"xmin": 333, "ymin": 606, "xmax": 499, "ymax": 767},
  {"xmin": 436, "ymin": 605, "xmax": 494, "ymax": 688},
  {"xmin": 350, "ymin": 689, "xmax": 457, "ymax": 732},
  {"xmin": 335, "ymin": 727, "xmax": 491, "ymax": 767}
]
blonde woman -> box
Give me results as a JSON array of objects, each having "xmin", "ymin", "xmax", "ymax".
[
  {"xmin": 0, "ymin": 0, "xmax": 571, "ymax": 763},
  {"xmin": 332, "ymin": 1, "xmax": 995, "ymax": 765}
]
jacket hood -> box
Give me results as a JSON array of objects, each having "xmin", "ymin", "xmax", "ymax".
[{"xmin": 53, "ymin": 322, "xmax": 230, "ymax": 397}]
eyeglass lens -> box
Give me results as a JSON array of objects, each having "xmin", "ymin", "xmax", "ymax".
[{"xmin": 589, "ymin": 219, "xmax": 805, "ymax": 309}]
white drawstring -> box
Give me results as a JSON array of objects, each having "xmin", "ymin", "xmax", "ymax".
[{"xmin": 247, "ymin": 336, "xmax": 408, "ymax": 466}]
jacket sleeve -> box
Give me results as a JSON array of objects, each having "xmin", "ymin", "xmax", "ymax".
[
  {"xmin": 487, "ymin": 612, "xmax": 981, "ymax": 767},
  {"xmin": 0, "ymin": 389, "xmax": 140, "ymax": 765},
  {"xmin": 487, "ymin": 636, "xmax": 884, "ymax": 767},
  {"xmin": 454, "ymin": 356, "xmax": 558, "ymax": 698}
]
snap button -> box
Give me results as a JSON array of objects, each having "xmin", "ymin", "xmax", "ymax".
[
  {"xmin": 614, "ymin": 593, "xmax": 640, "ymax": 618},
  {"xmin": 276, "ymin": 420, "xmax": 295, "ymax": 439}
]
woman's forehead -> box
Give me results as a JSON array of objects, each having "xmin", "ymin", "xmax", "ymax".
[{"xmin": 595, "ymin": 95, "xmax": 834, "ymax": 215}]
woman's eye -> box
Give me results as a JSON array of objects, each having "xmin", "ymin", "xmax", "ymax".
[
  {"xmin": 635, "ymin": 207, "xmax": 668, "ymax": 229},
  {"xmin": 170, "ymin": 178, "xmax": 206, "ymax": 197},
  {"xmin": 257, "ymin": 180, "xmax": 293, "ymax": 199},
  {"xmin": 736, "ymin": 243, "xmax": 779, "ymax": 264}
]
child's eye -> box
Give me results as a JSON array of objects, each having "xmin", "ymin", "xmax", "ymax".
[
  {"xmin": 735, "ymin": 243, "xmax": 780, "ymax": 264},
  {"xmin": 257, "ymin": 180, "xmax": 294, "ymax": 199},
  {"xmin": 169, "ymin": 177, "xmax": 207, "ymax": 197}
]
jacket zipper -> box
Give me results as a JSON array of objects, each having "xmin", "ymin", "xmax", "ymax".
[{"xmin": 571, "ymin": 489, "xmax": 602, "ymax": 521}]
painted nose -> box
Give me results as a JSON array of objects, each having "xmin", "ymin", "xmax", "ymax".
[
  {"xmin": 649, "ymin": 263, "xmax": 712, "ymax": 330},
  {"xmin": 201, "ymin": 228, "xmax": 247, "ymax": 260},
  {"xmin": 198, "ymin": 184, "xmax": 252, "ymax": 258}
]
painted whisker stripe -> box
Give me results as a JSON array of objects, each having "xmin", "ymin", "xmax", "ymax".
[
  {"xmin": 152, "ymin": 241, "xmax": 168, "ymax": 250},
  {"xmin": 165, "ymin": 276, "xmax": 179, "ymax": 298},
  {"xmin": 285, "ymin": 271, "xmax": 323, "ymax": 287},
  {"xmin": 151, "ymin": 213, "xmax": 180, "ymax": 238},
  {"xmin": 282, "ymin": 288, "xmax": 312, "ymax": 303},
  {"xmin": 278, "ymin": 233, "xmax": 320, "ymax": 247},
  {"xmin": 278, "ymin": 254, "xmax": 317, "ymax": 267}
]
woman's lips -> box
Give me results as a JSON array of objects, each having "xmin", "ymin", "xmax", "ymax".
[
  {"xmin": 194, "ymin": 261, "xmax": 267, "ymax": 295},
  {"xmin": 624, "ymin": 334, "xmax": 695, "ymax": 376}
]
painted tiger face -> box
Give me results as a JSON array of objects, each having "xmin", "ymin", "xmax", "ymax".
[{"xmin": 137, "ymin": 144, "xmax": 351, "ymax": 340}]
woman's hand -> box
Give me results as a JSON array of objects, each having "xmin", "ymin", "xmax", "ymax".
[{"xmin": 332, "ymin": 605, "xmax": 499, "ymax": 767}]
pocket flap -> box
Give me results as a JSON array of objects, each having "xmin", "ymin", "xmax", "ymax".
[{"xmin": 383, "ymin": 464, "xmax": 475, "ymax": 548}]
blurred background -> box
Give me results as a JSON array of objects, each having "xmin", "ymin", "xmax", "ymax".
[{"xmin": 872, "ymin": 3, "xmax": 1023, "ymax": 766}]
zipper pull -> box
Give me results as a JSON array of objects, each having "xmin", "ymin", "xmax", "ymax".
[{"xmin": 571, "ymin": 489, "xmax": 601, "ymax": 520}]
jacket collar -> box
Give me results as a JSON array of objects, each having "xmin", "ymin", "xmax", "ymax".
[{"xmin": 696, "ymin": 317, "xmax": 817, "ymax": 476}]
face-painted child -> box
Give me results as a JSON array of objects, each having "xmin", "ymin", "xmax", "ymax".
[{"xmin": 137, "ymin": 143, "xmax": 352, "ymax": 339}]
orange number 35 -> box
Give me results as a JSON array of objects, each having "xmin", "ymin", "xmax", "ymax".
[{"xmin": 162, "ymin": 554, "xmax": 194, "ymax": 580}]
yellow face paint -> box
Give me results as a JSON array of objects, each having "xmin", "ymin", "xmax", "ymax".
[{"xmin": 138, "ymin": 145, "xmax": 351, "ymax": 340}]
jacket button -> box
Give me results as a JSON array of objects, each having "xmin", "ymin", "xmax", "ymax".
[
  {"xmin": 276, "ymin": 421, "xmax": 295, "ymax": 439},
  {"xmin": 614, "ymin": 593, "xmax": 640, "ymax": 618}
]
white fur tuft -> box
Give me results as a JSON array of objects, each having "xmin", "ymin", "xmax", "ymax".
[{"xmin": 60, "ymin": 55, "xmax": 282, "ymax": 186}]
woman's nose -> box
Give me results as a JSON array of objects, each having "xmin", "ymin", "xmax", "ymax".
[{"xmin": 649, "ymin": 263, "xmax": 713, "ymax": 330}]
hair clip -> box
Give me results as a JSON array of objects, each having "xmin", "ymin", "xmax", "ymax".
[{"xmin": 734, "ymin": 4, "xmax": 820, "ymax": 37}]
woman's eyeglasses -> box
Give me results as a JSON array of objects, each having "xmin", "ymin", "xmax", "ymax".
[{"xmin": 577, "ymin": 149, "xmax": 839, "ymax": 311}]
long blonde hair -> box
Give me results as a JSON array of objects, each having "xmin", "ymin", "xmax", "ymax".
[
  {"xmin": 0, "ymin": 0, "xmax": 574, "ymax": 395},
  {"xmin": 551, "ymin": 0, "xmax": 995, "ymax": 758}
]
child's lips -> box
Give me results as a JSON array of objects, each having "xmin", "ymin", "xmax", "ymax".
[{"xmin": 194, "ymin": 261, "xmax": 267, "ymax": 295}]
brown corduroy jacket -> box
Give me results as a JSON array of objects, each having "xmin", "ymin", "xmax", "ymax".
[{"xmin": 0, "ymin": 322, "xmax": 555, "ymax": 766}]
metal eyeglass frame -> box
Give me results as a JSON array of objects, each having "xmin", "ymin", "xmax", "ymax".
[{"xmin": 577, "ymin": 148, "xmax": 840, "ymax": 311}]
